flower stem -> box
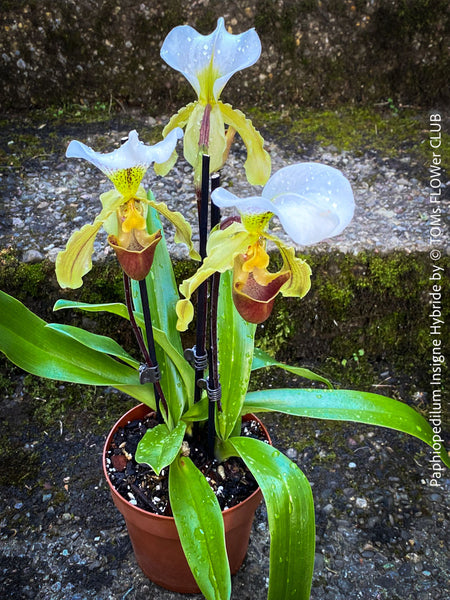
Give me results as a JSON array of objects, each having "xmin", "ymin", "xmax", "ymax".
[
  {"xmin": 123, "ymin": 273, "xmax": 167, "ymax": 419},
  {"xmin": 207, "ymin": 172, "xmax": 222, "ymax": 458},
  {"xmin": 193, "ymin": 154, "xmax": 211, "ymax": 406},
  {"xmin": 123, "ymin": 273, "xmax": 151, "ymax": 363},
  {"xmin": 210, "ymin": 172, "xmax": 221, "ymax": 228},
  {"xmin": 199, "ymin": 153, "xmax": 210, "ymax": 259},
  {"xmin": 138, "ymin": 279, "xmax": 168, "ymax": 418}
]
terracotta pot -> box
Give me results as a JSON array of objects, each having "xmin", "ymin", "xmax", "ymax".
[{"xmin": 102, "ymin": 403, "xmax": 270, "ymax": 594}]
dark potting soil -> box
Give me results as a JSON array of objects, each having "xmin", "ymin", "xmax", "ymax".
[{"xmin": 106, "ymin": 414, "xmax": 266, "ymax": 515}]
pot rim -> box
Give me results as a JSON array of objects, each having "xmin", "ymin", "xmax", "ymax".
[{"xmin": 102, "ymin": 403, "xmax": 270, "ymax": 521}]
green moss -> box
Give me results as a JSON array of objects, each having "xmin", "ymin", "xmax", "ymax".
[
  {"xmin": 0, "ymin": 105, "xmax": 166, "ymax": 170},
  {"xmin": 257, "ymin": 251, "xmax": 449, "ymax": 389},
  {"xmin": 1, "ymin": 132, "xmax": 55, "ymax": 167},
  {"xmin": 19, "ymin": 374, "xmax": 135, "ymax": 433},
  {"xmin": 249, "ymin": 106, "xmax": 450, "ymax": 174},
  {"xmin": 3, "ymin": 105, "xmax": 447, "ymax": 176},
  {"xmin": 258, "ymin": 301, "xmax": 296, "ymax": 356},
  {"xmin": 43, "ymin": 101, "xmax": 113, "ymax": 124},
  {"xmin": 0, "ymin": 248, "xmax": 447, "ymax": 430},
  {"xmin": 357, "ymin": 255, "xmax": 417, "ymax": 294},
  {"xmin": 0, "ymin": 255, "xmax": 51, "ymax": 300}
]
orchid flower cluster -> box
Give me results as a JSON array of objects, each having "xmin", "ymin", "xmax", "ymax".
[
  {"xmin": 56, "ymin": 17, "xmax": 354, "ymax": 327},
  {"xmin": 2, "ymin": 17, "xmax": 448, "ymax": 600}
]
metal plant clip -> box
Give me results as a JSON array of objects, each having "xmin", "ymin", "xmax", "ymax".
[{"xmin": 139, "ymin": 363, "xmax": 161, "ymax": 385}]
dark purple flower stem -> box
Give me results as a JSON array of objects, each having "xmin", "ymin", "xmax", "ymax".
[
  {"xmin": 210, "ymin": 172, "xmax": 221, "ymax": 228},
  {"xmin": 207, "ymin": 172, "xmax": 222, "ymax": 458},
  {"xmin": 138, "ymin": 279, "xmax": 169, "ymax": 417},
  {"xmin": 193, "ymin": 154, "xmax": 211, "ymax": 406},
  {"xmin": 123, "ymin": 273, "xmax": 151, "ymax": 363},
  {"xmin": 123, "ymin": 273, "xmax": 167, "ymax": 419}
]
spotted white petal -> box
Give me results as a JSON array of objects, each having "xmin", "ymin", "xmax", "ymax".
[
  {"xmin": 263, "ymin": 163, "xmax": 355, "ymax": 245},
  {"xmin": 160, "ymin": 17, "xmax": 261, "ymax": 102},
  {"xmin": 66, "ymin": 128, "xmax": 183, "ymax": 178}
]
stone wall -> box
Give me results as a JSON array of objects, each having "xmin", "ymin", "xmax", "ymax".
[{"xmin": 1, "ymin": 0, "xmax": 449, "ymax": 112}]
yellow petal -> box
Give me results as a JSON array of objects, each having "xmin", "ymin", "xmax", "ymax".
[
  {"xmin": 183, "ymin": 103, "xmax": 203, "ymax": 170},
  {"xmin": 208, "ymin": 104, "xmax": 227, "ymax": 173},
  {"xmin": 162, "ymin": 102, "xmax": 197, "ymax": 137},
  {"xmin": 175, "ymin": 299, "xmax": 195, "ymax": 332},
  {"xmin": 176, "ymin": 223, "xmax": 254, "ymax": 330},
  {"xmin": 153, "ymin": 149, "xmax": 178, "ymax": 177},
  {"xmin": 100, "ymin": 188, "xmax": 128, "ymax": 236},
  {"xmin": 145, "ymin": 197, "xmax": 200, "ymax": 261},
  {"xmin": 56, "ymin": 192, "xmax": 124, "ymax": 289},
  {"xmin": 154, "ymin": 103, "xmax": 196, "ymax": 176},
  {"xmin": 266, "ymin": 234, "xmax": 312, "ymax": 298},
  {"xmin": 56, "ymin": 221, "xmax": 103, "ymax": 289},
  {"xmin": 100, "ymin": 188, "xmax": 127, "ymax": 211},
  {"xmin": 135, "ymin": 186, "xmax": 149, "ymax": 202},
  {"xmin": 219, "ymin": 102, "xmax": 271, "ymax": 185}
]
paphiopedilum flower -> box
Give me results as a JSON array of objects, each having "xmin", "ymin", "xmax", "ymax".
[
  {"xmin": 106, "ymin": 199, "xmax": 163, "ymax": 281},
  {"xmin": 56, "ymin": 129, "xmax": 199, "ymax": 288},
  {"xmin": 175, "ymin": 162, "xmax": 355, "ymax": 329},
  {"xmin": 155, "ymin": 17, "xmax": 271, "ymax": 187}
]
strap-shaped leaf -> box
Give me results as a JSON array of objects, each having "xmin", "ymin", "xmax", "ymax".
[
  {"xmin": 136, "ymin": 317, "xmax": 194, "ymax": 398},
  {"xmin": 0, "ymin": 291, "xmax": 141, "ymax": 388},
  {"xmin": 252, "ymin": 347, "xmax": 332, "ymax": 388},
  {"xmin": 169, "ymin": 455, "xmax": 231, "ymax": 600},
  {"xmin": 244, "ymin": 388, "xmax": 450, "ymax": 468},
  {"xmin": 138, "ymin": 199, "xmax": 184, "ymax": 354},
  {"xmin": 132, "ymin": 202, "xmax": 191, "ymax": 424},
  {"xmin": 53, "ymin": 297, "xmax": 194, "ymax": 408},
  {"xmin": 114, "ymin": 384, "xmax": 155, "ymax": 407},
  {"xmin": 217, "ymin": 270, "xmax": 256, "ymax": 439},
  {"xmin": 226, "ymin": 436, "xmax": 315, "ymax": 600},
  {"xmin": 46, "ymin": 323, "xmax": 139, "ymax": 368},
  {"xmin": 53, "ymin": 299, "xmax": 129, "ymax": 319},
  {"xmin": 135, "ymin": 421, "xmax": 186, "ymax": 474}
]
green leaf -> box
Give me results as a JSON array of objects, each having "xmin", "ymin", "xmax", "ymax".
[
  {"xmin": 226, "ymin": 436, "xmax": 315, "ymax": 600},
  {"xmin": 114, "ymin": 384, "xmax": 155, "ymax": 407},
  {"xmin": 216, "ymin": 271, "xmax": 256, "ymax": 439},
  {"xmin": 0, "ymin": 290, "xmax": 142, "ymax": 388},
  {"xmin": 46, "ymin": 323, "xmax": 140, "ymax": 368},
  {"xmin": 53, "ymin": 299, "xmax": 129, "ymax": 320},
  {"xmin": 169, "ymin": 455, "xmax": 231, "ymax": 600},
  {"xmin": 244, "ymin": 388, "xmax": 450, "ymax": 468},
  {"xmin": 182, "ymin": 396, "xmax": 208, "ymax": 422},
  {"xmin": 252, "ymin": 347, "xmax": 332, "ymax": 388},
  {"xmin": 135, "ymin": 421, "xmax": 186, "ymax": 475},
  {"xmin": 54, "ymin": 298, "xmax": 193, "ymax": 399},
  {"xmin": 141, "ymin": 199, "xmax": 184, "ymax": 354},
  {"xmin": 132, "ymin": 201, "xmax": 191, "ymax": 424},
  {"xmin": 138, "ymin": 319, "xmax": 194, "ymax": 399}
]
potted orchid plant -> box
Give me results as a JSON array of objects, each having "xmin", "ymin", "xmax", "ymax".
[{"xmin": 0, "ymin": 17, "xmax": 448, "ymax": 600}]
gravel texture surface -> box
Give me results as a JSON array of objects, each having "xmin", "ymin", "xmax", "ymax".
[
  {"xmin": 1, "ymin": 393, "xmax": 449, "ymax": 600},
  {"xmin": 0, "ymin": 115, "xmax": 449, "ymax": 600},
  {"xmin": 1, "ymin": 115, "xmax": 448, "ymax": 264}
]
